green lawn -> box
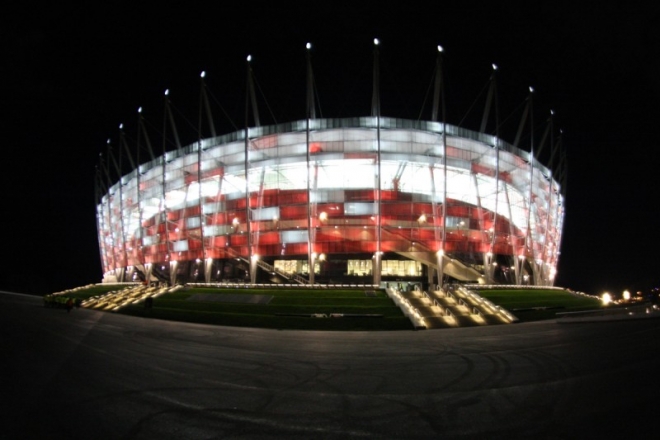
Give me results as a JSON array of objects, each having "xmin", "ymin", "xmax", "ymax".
[
  {"xmin": 87, "ymin": 285, "xmax": 413, "ymax": 331},
  {"xmin": 50, "ymin": 284, "xmax": 605, "ymax": 329},
  {"xmin": 474, "ymin": 288, "xmax": 603, "ymax": 321}
]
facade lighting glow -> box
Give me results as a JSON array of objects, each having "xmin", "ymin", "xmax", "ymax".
[{"xmin": 97, "ymin": 54, "xmax": 564, "ymax": 287}]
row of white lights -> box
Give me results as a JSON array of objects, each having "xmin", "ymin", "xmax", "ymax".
[{"xmin": 109, "ymin": 39, "xmax": 545, "ymax": 131}]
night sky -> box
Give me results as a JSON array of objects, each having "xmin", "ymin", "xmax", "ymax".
[{"xmin": 3, "ymin": 2, "xmax": 659, "ymax": 297}]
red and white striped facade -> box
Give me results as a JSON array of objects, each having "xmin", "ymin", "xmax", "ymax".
[{"xmin": 97, "ymin": 116, "xmax": 564, "ymax": 286}]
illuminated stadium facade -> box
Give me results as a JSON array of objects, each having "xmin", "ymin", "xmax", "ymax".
[{"xmin": 96, "ymin": 45, "xmax": 565, "ymax": 288}]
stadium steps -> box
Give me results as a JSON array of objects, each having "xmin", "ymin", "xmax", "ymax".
[
  {"xmin": 379, "ymin": 227, "xmax": 484, "ymax": 283},
  {"xmin": 225, "ymin": 247, "xmax": 309, "ymax": 284},
  {"xmin": 391, "ymin": 285, "xmax": 518, "ymax": 329},
  {"xmin": 81, "ymin": 284, "xmax": 170, "ymax": 312},
  {"xmin": 422, "ymin": 316, "xmax": 460, "ymax": 329}
]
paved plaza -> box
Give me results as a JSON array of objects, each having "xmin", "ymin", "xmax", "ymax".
[{"xmin": 3, "ymin": 291, "xmax": 660, "ymax": 439}]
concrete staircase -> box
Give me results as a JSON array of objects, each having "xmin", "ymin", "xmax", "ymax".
[
  {"xmin": 390, "ymin": 285, "xmax": 518, "ymax": 329},
  {"xmin": 225, "ymin": 247, "xmax": 309, "ymax": 284},
  {"xmin": 81, "ymin": 284, "xmax": 175, "ymax": 311}
]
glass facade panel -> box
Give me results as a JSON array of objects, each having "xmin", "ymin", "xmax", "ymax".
[{"xmin": 98, "ymin": 118, "xmax": 563, "ymax": 286}]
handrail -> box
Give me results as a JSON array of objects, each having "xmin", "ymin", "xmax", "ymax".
[{"xmin": 224, "ymin": 247, "xmax": 309, "ymax": 285}]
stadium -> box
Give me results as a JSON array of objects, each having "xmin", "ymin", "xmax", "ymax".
[{"xmin": 96, "ymin": 45, "xmax": 565, "ymax": 289}]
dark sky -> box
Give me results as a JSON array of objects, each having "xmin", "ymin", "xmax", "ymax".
[{"xmin": 3, "ymin": 2, "xmax": 659, "ymax": 297}]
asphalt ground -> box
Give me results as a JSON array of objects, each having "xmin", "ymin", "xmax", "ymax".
[{"xmin": 3, "ymin": 290, "xmax": 660, "ymax": 439}]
